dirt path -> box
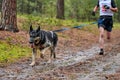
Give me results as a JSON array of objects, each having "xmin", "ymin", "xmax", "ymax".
[
  {"xmin": 0, "ymin": 43, "xmax": 120, "ymax": 80},
  {"xmin": 0, "ymin": 29, "xmax": 120, "ymax": 80}
]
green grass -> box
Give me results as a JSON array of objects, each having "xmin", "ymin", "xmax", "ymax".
[
  {"xmin": 0, "ymin": 41, "xmax": 31, "ymax": 65},
  {"xmin": 17, "ymin": 14, "xmax": 83, "ymax": 31},
  {"xmin": 17, "ymin": 14, "xmax": 120, "ymax": 32},
  {"xmin": 113, "ymin": 22, "xmax": 120, "ymax": 29}
]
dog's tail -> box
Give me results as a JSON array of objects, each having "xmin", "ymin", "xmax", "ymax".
[{"xmin": 52, "ymin": 28, "xmax": 69, "ymax": 32}]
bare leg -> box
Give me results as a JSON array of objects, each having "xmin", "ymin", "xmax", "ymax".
[
  {"xmin": 106, "ymin": 31, "xmax": 111, "ymax": 39},
  {"xmin": 99, "ymin": 27, "xmax": 104, "ymax": 49},
  {"xmin": 30, "ymin": 48, "xmax": 37, "ymax": 66},
  {"xmin": 99, "ymin": 27, "xmax": 104, "ymax": 55}
]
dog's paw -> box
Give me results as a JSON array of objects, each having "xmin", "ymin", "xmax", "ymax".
[
  {"xmin": 40, "ymin": 54, "xmax": 44, "ymax": 59},
  {"xmin": 29, "ymin": 62, "xmax": 35, "ymax": 66},
  {"xmin": 47, "ymin": 59, "xmax": 52, "ymax": 63}
]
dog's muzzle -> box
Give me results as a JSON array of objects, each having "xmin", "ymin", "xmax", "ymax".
[
  {"xmin": 29, "ymin": 37, "xmax": 40, "ymax": 48},
  {"xmin": 29, "ymin": 38, "xmax": 34, "ymax": 48}
]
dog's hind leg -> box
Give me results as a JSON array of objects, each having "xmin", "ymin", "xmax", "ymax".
[
  {"xmin": 48, "ymin": 47, "xmax": 55, "ymax": 63},
  {"xmin": 51, "ymin": 47, "xmax": 56, "ymax": 58},
  {"xmin": 30, "ymin": 48, "xmax": 37, "ymax": 66}
]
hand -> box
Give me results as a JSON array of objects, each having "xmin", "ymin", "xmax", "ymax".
[
  {"xmin": 92, "ymin": 11, "xmax": 95, "ymax": 16},
  {"xmin": 104, "ymin": 5, "xmax": 110, "ymax": 9}
]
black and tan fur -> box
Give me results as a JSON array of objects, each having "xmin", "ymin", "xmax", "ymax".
[{"xmin": 29, "ymin": 25, "xmax": 58, "ymax": 66}]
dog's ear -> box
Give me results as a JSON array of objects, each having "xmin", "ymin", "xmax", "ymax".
[
  {"xmin": 36, "ymin": 26, "xmax": 40, "ymax": 32},
  {"xmin": 30, "ymin": 25, "xmax": 33, "ymax": 31}
]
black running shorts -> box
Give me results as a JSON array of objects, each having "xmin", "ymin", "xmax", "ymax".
[{"xmin": 98, "ymin": 16, "xmax": 113, "ymax": 32}]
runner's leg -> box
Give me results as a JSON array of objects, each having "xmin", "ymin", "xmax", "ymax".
[{"xmin": 99, "ymin": 27, "xmax": 104, "ymax": 55}]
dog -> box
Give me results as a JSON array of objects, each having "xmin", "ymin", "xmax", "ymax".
[{"xmin": 29, "ymin": 25, "xmax": 58, "ymax": 66}]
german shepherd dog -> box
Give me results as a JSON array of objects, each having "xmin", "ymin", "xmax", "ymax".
[{"xmin": 29, "ymin": 25, "xmax": 58, "ymax": 66}]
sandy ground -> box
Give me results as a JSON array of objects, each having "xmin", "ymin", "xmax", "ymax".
[{"xmin": 0, "ymin": 28, "xmax": 120, "ymax": 80}]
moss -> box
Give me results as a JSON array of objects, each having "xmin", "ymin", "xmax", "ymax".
[{"xmin": 0, "ymin": 41, "xmax": 31, "ymax": 64}]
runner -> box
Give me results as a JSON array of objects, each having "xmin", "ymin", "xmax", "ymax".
[{"xmin": 92, "ymin": 0, "xmax": 118, "ymax": 55}]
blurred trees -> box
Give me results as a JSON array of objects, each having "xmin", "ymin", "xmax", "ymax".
[{"xmin": 0, "ymin": 0, "xmax": 119, "ymax": 22}]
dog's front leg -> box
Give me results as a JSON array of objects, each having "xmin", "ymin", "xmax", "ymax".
[
  {"xmin": 30, "ymin": 48, "xmax": 37, "ymax": 66},
  {"xmin": 41, "ymin": 47, "xmax": 52, "ymax": 63}
]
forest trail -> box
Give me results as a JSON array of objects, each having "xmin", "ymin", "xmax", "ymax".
[{"xmin": 0, "ymin": 29, "xmax": 120, "ymax": 80}]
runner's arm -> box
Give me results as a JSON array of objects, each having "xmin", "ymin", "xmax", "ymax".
[
  {"xmin": 93, "ymin": 0, "xmax": 99, "ymax": 12},
  {"xmin": 110, "ymin": 7, "xmax": 118, "ymax": 12},
  {"xmin": 93, "ymin": 6, "xmax": 99, "ymax": 12},
  {"xmin": 110, "ymin": 0, "xmax": 118, "ymax": 12}
]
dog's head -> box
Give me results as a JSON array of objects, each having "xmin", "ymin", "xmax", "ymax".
[{"xmin": 29, "ymin": 25, "xmax": 40, "ymax": 48}]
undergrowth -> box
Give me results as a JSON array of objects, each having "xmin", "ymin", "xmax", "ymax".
[
  {"xmin": 0, "ymin": 41, "xmax": 31, "ymax": 66},
  {"xmin": 18, "ymin": 14, "xmax": 84, "ymax": 31},
  {"xmin": 18, "ymin": 14, "xmax": 120, "ymax": 33}
]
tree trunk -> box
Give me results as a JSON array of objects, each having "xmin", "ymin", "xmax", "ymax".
[
  {"xmin": 0, "ymin": 0, "xmax": 2, "ymax": 11},
  {"xmin": 27, "ymin": 0, "xmax": 30, "ymax": 14},
  {"xmin": 0, "ymin": 0, "xmax": 19, "ymax": 32},
  {"xmin": 56, "ymin": 0, "xmax": 64, "ymax": 19}
]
